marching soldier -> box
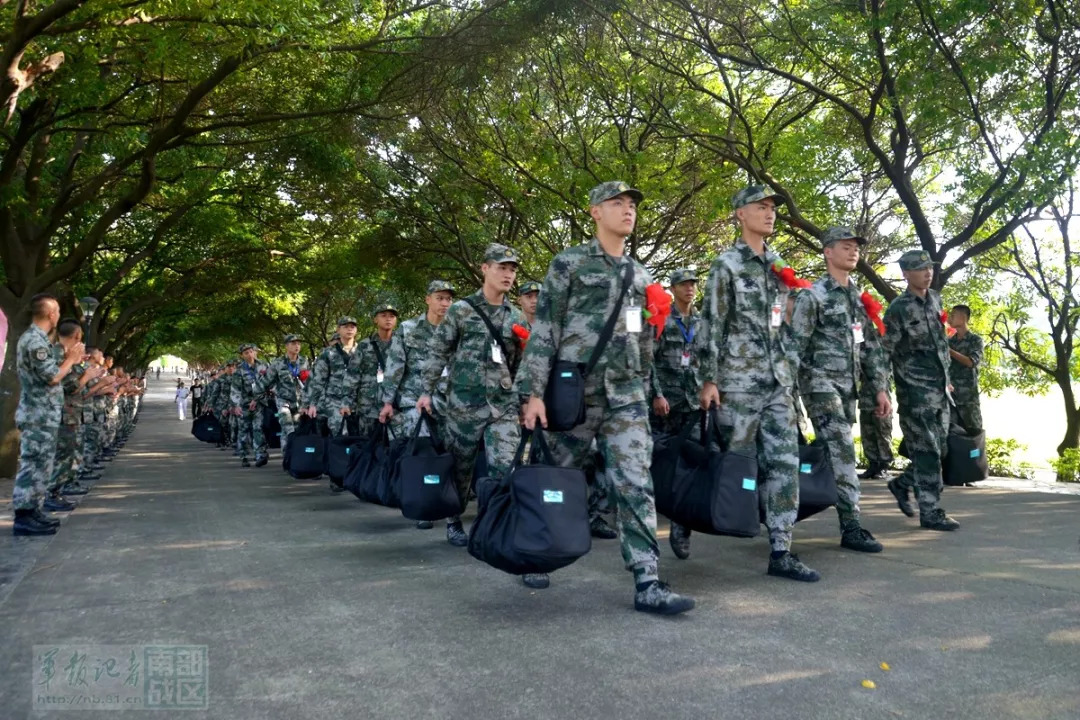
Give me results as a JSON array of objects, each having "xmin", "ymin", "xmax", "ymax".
[
  {"xmin": 231, "ymin": 344, "xmax": 270, "ymax": 468},
  {"xmin": 883, "ymin": 250, "xmax": 960, "ymax": 531},
  {"xmin": 519, "ymin": 181, "xmax": 694, "ymax": 613},
  {"xmin": 354, "ymin": 305, "xmax": 398, "ymax": 437},
  {"xmin": 651, "ymin": 267, "xmax": 703, "ymax": 560},
  {"xmin": 697, "ymin": 185, "xmax": 819, "ymax": 582},
  {"xmin": 417, "ymin": 245, "xmax": 526, "ymax": 551},
  {"xmin": 789, "ymin": 226, "xmax": 892, "ymax": 553},
  {"xmin": 305, "ymin": 317, "xmax": 363, "ymax": 443},
  {"xmin": 256, "ymin": 335, "xmax": 311, "ymax": 449},
  {"xmin": 948, "ymin": 304, "xmax": 984, "ymax": 432}
]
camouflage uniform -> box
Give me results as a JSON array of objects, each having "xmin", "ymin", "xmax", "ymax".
[
  {"xmin": 49, "ymin": 351, "xmax": 88, "ymax": 493},
  {"xmin": 882, "ymin": 252, "xmax": 951, "ymax": 517},
  {"xmin": 307, "ymin": 324, "xmax": 363, "ymax": 437},
  {"xmin": 356, "ymin": 322, "xmax": 395, "ymax": 437},
  {"xmin": 789, "ymin": 228, "xmax": 891, "ymax": 529},
  {"xmin": 649, "ymin": 268, "xmax": 701, "ymax": 436},
  {"xmin": 12, "ymin": 325, "xmax": 64, "ymax": 511},
  {"xmin": 858, "ymin": 364, "xmax": 894, "ymax": 468},
  {"xmin": 516, "ymin": 232, "xmax": 661, "ymax": 586},
  {"xmin": 697, "ymin": 233, "xmax": 799, "ymax": 553},
  {"xmin": 382, "ymin": 296, "xmax": 450, "ymax": 438},
  {"xmin": 256, "ymin": 346, "xmax": 311, "ymax": 445},
  {"xmin": 230, "ymin": 352, "xmax": 271, "ymax": 462},
  {"xmin": 81, "ymin": 372, "xmax": 106, "ymax": 469},
  {"xmin": 948, "ymin": 330, "xmax": 984, "ymax": 432}
]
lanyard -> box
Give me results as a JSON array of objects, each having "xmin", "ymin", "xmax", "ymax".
[
  {"xmin": 674, "ymin": 316, "xmax": 695, "ymax": 345},
  {"xmin": 240, "ymin": 363, "xmax": 256, "ymax": 381},
  {"xmin": 286, "ymin": 359, "xmax": 300, "ymax": 378}
]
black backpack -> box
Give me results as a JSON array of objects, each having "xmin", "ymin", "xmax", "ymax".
[
  {"xmin": 261, "ymin": 401, "xmax": 282, "ymax": 449},
  {"xmin": 652, "ymin": 409, "xmax": 760, "ymax": 538},
  {"xmin": 398, "ymin": 412, "xmax": 460, "ymax": 521},
  {"xmin": 944, "ymin": 425, "xmax": 989, "ymax": 486},
  {"xmin": 287, "ymin": 416, "xmax": 327, "ymax": 479},
  {"xmin": 326, "ymin": 416, "xmax": 365, "ymax": 488},
  {"xmin": 467, "ymin": 428, "xmax": 592, "ymax": 575},
  {"xmin": 191, "ymin": 415, "xmax": 223, "ymax": 444}
]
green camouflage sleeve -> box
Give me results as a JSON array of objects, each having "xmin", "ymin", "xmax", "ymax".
[
  {"xmin": 253, "ymin": 363, "xmax": 274, "ymax": 396},
  {"xmin": 229, "ymin": 373, "xmax": 242, "ymax": 407},
  {"xmin": 422, "ymin": 305, "xmax": 462, "ymax": 396},
  {"xmin": 858, "ymin": 311, "xmax": 889, "ymax": 399},
  {"xmin": 308, "ymin": 352, "xmax": 330, "ymax": 409},
  {"xmin": 516, "ymin": 254, "xmax": 571, "ymax": 399},
  {"xmin": 650, "ymin": 343, "xmax": 665, "ymax": 400},
  {"xmin": 696, "ymin": 259, "xmax": 730, "ymax": 385},
  {"xmin": 380, "ymin": 328, "xmax": 407, "ymax": 407},
  {"xmin": 881, "ymin": 300, "xmax": 904, "ymax": 365},
  {"xmin": 968, "ymin": 334, "xmax": 985, "ymax": 368},
  {"xmin": 788, "ymin": 289, "xmax": 818, "ymax": 366}
]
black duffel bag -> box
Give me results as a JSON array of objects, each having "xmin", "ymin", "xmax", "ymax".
[
  {"xmin": 287, "ymin": 416, "xmax": 327, "ymax": 479},
  {"xmin": 468, "ymin": 428, "xmax": 591, "ymax": 575},
  {"xmin": 191, "ymin": 414, "xmax": 223, "ymax": 444},
  {"xmin": 766, "ymin": 438, "xmax": 838, "ymax": 522},
  {"xmin": 652, "ymin": 408, "xmax": 760, "ymax": 538},
  {"xmin": 398, "ymin": 411, "xmax": 460, "ymax": 521},
  {"xmin": 326, "ymin": 416, "xmax": 365, "ymax": 489},
  {"xmin": 344, "ymin": 422, "xmax": 394, "ymax": 502},
  {"xmin": 944, "ymin": 424, "xmax": 989, "ymax": 486},
  {"xmin": 262, "ymin": 400, "xmax": 282, "ymax": 450}
]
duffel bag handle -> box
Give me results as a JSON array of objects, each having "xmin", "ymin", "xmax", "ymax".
[{"xmin": 407, "ymin": 409, "xmax": 444, "ymax": 451}]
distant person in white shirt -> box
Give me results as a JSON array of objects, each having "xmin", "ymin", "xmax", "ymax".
[{"xmin": 175, "ymin": 380, "xmax": 189, "ymax": 420}]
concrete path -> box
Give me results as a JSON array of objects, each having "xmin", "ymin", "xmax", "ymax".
[{"xmin": 1, "ymin": 375, "xmax": 1078, "ymax": 719}]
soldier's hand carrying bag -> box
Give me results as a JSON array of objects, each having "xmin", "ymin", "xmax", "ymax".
[
  {"xmin": 467, "ymin": 428, "xmax": 592, "ymax": 575},
  {"xmin": 544, "ymin": 263, "xmax": 634, "ymax": 432}
]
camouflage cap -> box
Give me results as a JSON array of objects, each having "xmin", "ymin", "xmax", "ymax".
[
  {"xmin": 238, "ymin": 343, "xmax": 255, "ymax": 353},
  {"xmin": 427, "ymin": 280, "xmax": 455, "ymax": 295},
  {"xmin": 518, "ymin": 281, "xmax": 541, "ymax": 296},
  {"xmin": 899, "ymin": 249, "xmax": 934, "ymax": 271},
  {"xmin": 484, "ymin": 243, "xmax": 521, "ymax": 265},
  {"xmin": 226, "ymin": 359, "xmax": 239, "ymax": 367},
  {"xmin": 821, "ymin": 226, "xmax": 867, "ymax": 248},
  {"xmin": 588, "ymin": 180, "xmax": 644, "ymax": 206},
  {"xmin": 372, "ymin": 303, "xmax": 399, "ymax": 317},
  {"xmin": 731, "ymin": 184, "xmax": 786, "ymax": 210},
  {"xmin": 337, "ymin": 316, "xmax": 358, "ymax": 327},
  {"xmin": 669, "ymin": 268, "xmax": 698, "ymax": 286},
  {"xmin": 283, "ymin": 334, "xmax": 300, "ymax": 344}
]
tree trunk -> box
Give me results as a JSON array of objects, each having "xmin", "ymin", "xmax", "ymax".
[
  {"xmin": 0, "ymin": 300, "xmax": 29, "ymax": 479},
  {"xmin": 1055, "ymin": 374, "xmax": 1080, "ymax": 481}
]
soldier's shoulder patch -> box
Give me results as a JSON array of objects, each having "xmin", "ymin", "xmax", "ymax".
[{"xmin": 34, "ymin": 347, "xmax": 49, "ymax": 361}]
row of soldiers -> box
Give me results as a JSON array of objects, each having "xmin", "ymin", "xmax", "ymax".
[
  {"xmin": 11, "ymin": 295, "xmax": 145, "ymax": 536},
  {"xmin": 194, "ymin": 180, "xmax": 984, "ymax": 616}
]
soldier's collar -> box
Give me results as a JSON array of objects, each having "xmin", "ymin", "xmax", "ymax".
[{"xmin": 733, "ymin": 239, "xmax": 776, "ymax": 265}]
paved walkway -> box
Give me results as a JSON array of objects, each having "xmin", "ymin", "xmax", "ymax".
[{"xmin": 1, "ymin": 375, "xmax": 1079, "ymax": 719}]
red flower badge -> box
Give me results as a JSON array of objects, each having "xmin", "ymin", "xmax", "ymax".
[
  {"xmin": 771, "ymin": 258, "xmax": 812, "ymax": 289},
  {"xmin": 860, "ymin": 292, "xmax": 886, "ymax": 336},
  {"xmin": 643, "ymin": 283, "xmax": 672, "ymax": 339},
  {"xmin": 512, "ymin": 323, "xmax": 530, "ymax": 349},
  {"xmin": 299, "ymin": 369, "xmax": 311, "ymax": 383}
]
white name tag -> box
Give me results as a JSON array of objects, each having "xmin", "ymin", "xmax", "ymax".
[
  {"xmin": 441, "ymin": 366, "xmax": 449, "ymax": 378},
  {"xmin": 626, "ymin": 305, "xmax": 642, "ymax": 333},
  {"xmin": 491, "ymin": 342, "xmax": 504, "ymax": 365},
  {"xmin": 680, "ymin": 352, "xmax": 691, "ymax": 368},
  {"xmin": 770, "ymin": 303, "xmax": 783, "ymax": 328},
  {"xmin": 376, "ymin": 369, "xmax": 384, "ymax": 384},
  {"xmin": 852, "ymin": 322, "xmax": 864, "ymax": 344}
]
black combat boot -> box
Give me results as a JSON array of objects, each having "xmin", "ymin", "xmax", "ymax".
[
  {"xmin": 840, "ymin": 522, "xmax": 884, "ymax": 553},
  {"xmin": 589, "ymin": 515, "xmax": 617, "ymax": 539},
  {"xmin": 634, "ymin": 581, "xmax": 695, "ymax": 615},
  {"xmin": 669, "ymin": 521, "xmax": 691, "ymax": 560},
  {"xmin": 920, "ymin": 508, "xmax": 960, "ymax": 531},
  {"xmin": 767, "ymin": 552, "xmax": 821, "ymax": 582},
  {"xmin": 887, "ymin": 478, "xmax": 915, "ymax": 517},
  {"xmin": 13, "ymin": 509, "xmax": 57, "ymax": 536}
]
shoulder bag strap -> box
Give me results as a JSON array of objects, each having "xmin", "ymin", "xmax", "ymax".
[
  {"xmin": 370, "ymin": 338, "xmax": 386, "ymax": 371},
  {"xmin": 464, "ymin": 298, "xmax": 511, "ymax": 361},
  {"xmin": 583, "ymin": 261, "xmax": 635, "ymax": 377}
]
